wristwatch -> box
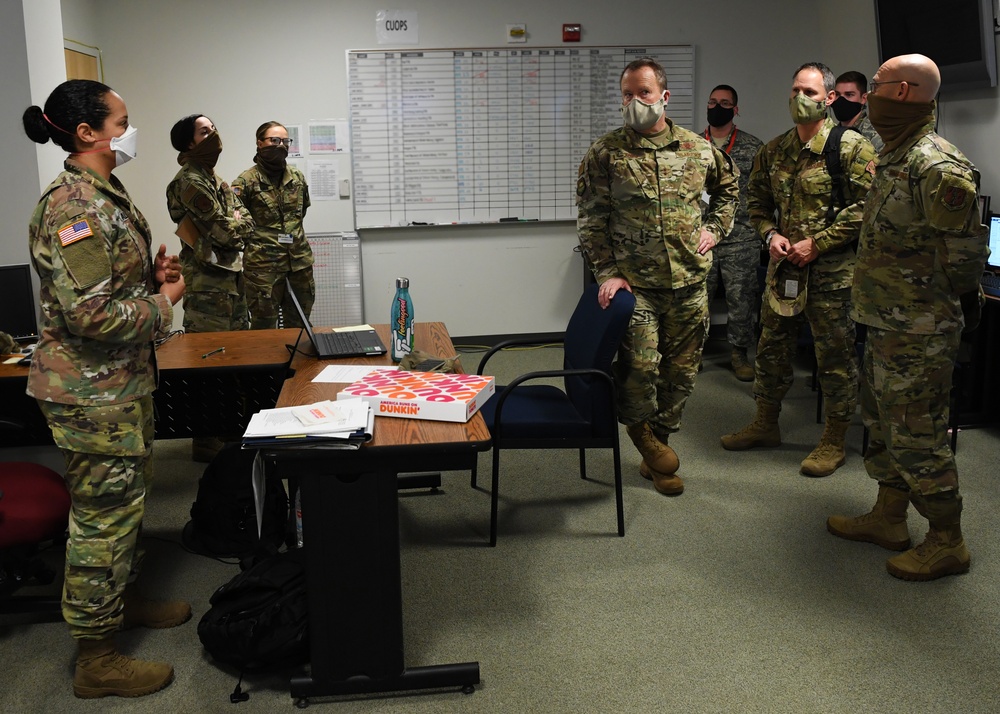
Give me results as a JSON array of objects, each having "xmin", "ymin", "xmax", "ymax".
[{"xmin": 764, "ymin": 228, "xmax": 778, "ymax": 244}]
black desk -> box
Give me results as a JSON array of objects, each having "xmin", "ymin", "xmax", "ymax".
[
  {"xmin": 956, "ymin": 296, "xmax": 1000, "ymax": 427},
  {"xmin": 268, "ymin": 322, "xmax": 490, "ymax": 704}
]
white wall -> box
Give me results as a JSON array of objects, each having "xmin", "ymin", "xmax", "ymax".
[{"xmin": 31, "ymin": 0, "xmax": 1000, "ymax": 336}]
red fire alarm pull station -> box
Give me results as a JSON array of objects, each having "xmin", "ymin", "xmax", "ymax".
[{"xmin": 563, "ymin": 23, "xmax": 581, "ymax": 42}]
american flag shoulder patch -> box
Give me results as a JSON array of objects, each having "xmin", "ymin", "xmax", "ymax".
[{"xmin": 57, "ymin": 219, "xmax": 94, "ymax": 246}]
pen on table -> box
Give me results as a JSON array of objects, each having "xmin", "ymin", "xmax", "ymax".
[{"xmin": 202, "ymin": 347, "xmax": 225, "ymax": 359}]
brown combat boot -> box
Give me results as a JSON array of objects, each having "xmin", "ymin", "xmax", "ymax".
[
  {"xmin": 800, "ymin": 418, "xmax": 850, "ymax": 477},
  {"xmin": 720, "ymin": 400, "xmax": 781, "ymax": 450},
  {"xmin": 73, "ymin": 637, "xmax": 174, "ymax": 698},
  {"xmin": 731, "ymin": 348, "xmax": 754, "ymax": 382},
  {"xmin": 827, "ymin": 484, "xmax": 911, "ymax": 550},
  {"xmin": 626, "ymin": 422, "xmax": 679, "ymax": 475},
  {"xmin": 121, "ymin": 583, "xmax": 192, "ymax": 630},
  {"xmin": 639, "ymin": 459, "xmax": 684, "ymax": 495},
  {"xmin": 886, "ymin": 522, "xmax": 970, "ymax": 581}
]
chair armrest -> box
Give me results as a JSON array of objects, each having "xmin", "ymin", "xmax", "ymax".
[
  {"xmin": 476, "ymin": 336, "xmax": 566, "ymax": 375},
  {"xmin": 491, "ymin": 367, "xmax": 618, "ymax": 439}
]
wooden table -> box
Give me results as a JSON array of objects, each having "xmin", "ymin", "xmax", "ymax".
[
  {"xmin": 266, "ymin": 322, "xmax": 490, "ymax": 704},
  {"xmin": 0, "ymin": 329, "xmax": 298, "ymax": 445}
]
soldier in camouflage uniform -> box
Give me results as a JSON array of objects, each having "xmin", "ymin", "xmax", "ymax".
[
  {"xmin": 702, "ymin": 84, "xmax": 765, "ymax": 381},
  {"xmin": 23, "ymin": 80, "xmax": 189, "ymax": 698},
  {"xmin": 232, "ymin": 121, "xmax": 314, "ymax": 330},
  {"xmin": 578, "ymin": 58, "xmax": 738, "ymax": 496},
  {"xmin": 166, "ymin": 114, "xmax": 254, "ymax": 333},
  {"xmin": 721, "ymin": 63, "xmax": 877, "ymax": 478},
  {"xmin": 167, "ymin": 115, "xmax": 255, "ymax": 462},
  {"xmin": 832, "ymin": 70, "xmax": 885, "ymax": 153},
  {"xmin": 827, "ymin": 55, "xmax": 989, "ymax": 581}
]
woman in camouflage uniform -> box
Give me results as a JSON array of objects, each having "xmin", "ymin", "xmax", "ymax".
[
  {"xmin": 233, "ymin": 121, "xmax": 314, "ymax": 329},
  {"xmin": 23, "ymin": 80, "xmax": 189, "ymax": 698}
]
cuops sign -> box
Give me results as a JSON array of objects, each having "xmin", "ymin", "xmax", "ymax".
[{"xmin": 376, "ymin": 10, "xmax": 418, "ymax": 45}]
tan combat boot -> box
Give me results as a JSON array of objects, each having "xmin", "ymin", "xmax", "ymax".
[
  {"xmin": 720, "ymin": 400, "xmax": 781, "ymax": 450},
  {"xmin": 121, "ymin": 583, "xmax": 192, "ymax": 630},
  {"xmin": 800, "ymin": 418, "xmax": 850, "ymax": 477},
  {"xmin": 731, "ymin": 348, "xmax": 754, "ymax": 382},
  {"xmin": 886, "ymin": 522, "xmax": 970, "ymax": 581},
  {"xmin": 826, "ymin": 484, "xmax": 911, "ymax": 550},
  {"xmin": 73, "ymin": 637, "xmax": 174, "ymax": 698},
  {"xmin": 639, "ymin": 459, "xmax": 684, "ymax": 496},
  {"xmin": 626, "ymin": 422, "xmax": 679, "ymax": 475}
]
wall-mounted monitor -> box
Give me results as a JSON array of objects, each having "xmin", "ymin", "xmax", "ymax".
[
  {"xmin": 875, "ymin": 0, "xmax": 998, "ymax": 93},
  {"xmin": 0, "ymin": 264, "xmax": 39, "ymax": 342}
]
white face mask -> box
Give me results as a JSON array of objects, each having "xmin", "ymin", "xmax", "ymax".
[
  {"xmin": 621, "ymin": 95, "xmax": 665, "ymax": 132},
  {"xmin": 110, "ymin": 125, "xmax": 138, "ymax": 166}
]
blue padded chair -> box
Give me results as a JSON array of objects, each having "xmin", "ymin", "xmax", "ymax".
[{"xmin": 473, "ymin": 283, "xmax": 636, "ymax": 546}]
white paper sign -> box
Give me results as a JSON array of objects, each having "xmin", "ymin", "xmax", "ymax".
[{"xmin": 376, "ymin": 10, "xmax": 418, "ymax": 44}]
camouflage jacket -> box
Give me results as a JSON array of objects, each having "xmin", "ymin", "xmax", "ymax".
[
  {"xmin": 166, "ymin": 162, "xmax": 254, "ymax": 294},
  {"xmin": 577, "ymin": 119, "xmax": 739, "ymax": 290},
  {"xmin": 232, "ymin": 163, "xmax": 313, "ymax": 272},
  {"xmin": 701, "ymin": 125, "xmax": 764, "ymax": 251},
  {"xmin": 27, "ymin": 160, "xmax": 172, "ymax": 406},
  {"xmin": 850, "ymin": 108, "xmax": 884, "ymax": 154},
  {"xmin": 852, "ymin": 121, "xmax": 988, "ymax": 334},
  {"xmin": 748, "ymin": 118, "xmax": 877, "ymax": 292}
]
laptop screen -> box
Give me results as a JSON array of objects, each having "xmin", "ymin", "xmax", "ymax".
[{"xmin": 989, "ymin": 215, "xmax": 1000, "ymax": 269}]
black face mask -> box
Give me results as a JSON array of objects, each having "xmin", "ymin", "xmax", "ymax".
[
  {"xmin": 831, "ymin": 96, "xmax": 864, "ymax": 123},
  {"xmin": 706, "ymin": 105, "xmax": 735, "ymax": 128}
]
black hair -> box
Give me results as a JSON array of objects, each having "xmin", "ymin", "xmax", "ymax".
[
  {"xmin": 835, "ymin": 70, "xmax": 868, "ymax": 94},
  {"xmin": 170, "ymin": 114, "xmax": 208, "ymax": 152},
  {"xmin": 710, "ymin": 84, "xmax": 738, "ymax": 106},
  {"xmin": 620, "ymin": 57, "xmax": 669, "ymax": 92},
  {"xmin": 794, "ymin": 62, "xmax": 836, "ymax": 93},
  {"xmin": 22, "ymin": 79, "xmax": 114, "ymax": 153}
]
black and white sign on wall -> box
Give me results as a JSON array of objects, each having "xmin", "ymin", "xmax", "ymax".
[{"xmin": 376, "ymin": 10, "xmax": 418, "ymax": 45}]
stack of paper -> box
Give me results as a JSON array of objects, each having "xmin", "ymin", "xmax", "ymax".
[{"xmin": 242, "ymin": 397, "xmax": 374, "ymax": 449}]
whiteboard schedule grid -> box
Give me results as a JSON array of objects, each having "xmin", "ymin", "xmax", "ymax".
[
  {"xmin": 348, "ymin": 45, "xmax": 694, "ymax": 228},
  {"xmin": 305, "ymin": 232, "xmax": 364, "ymax": 327}
]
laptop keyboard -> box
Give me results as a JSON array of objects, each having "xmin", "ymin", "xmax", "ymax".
[
  {"xmin": 313, "ymin": 331, "xmax": 365, "ymax": 355},
  {"xmin": 982, "ymin": 272, "xmax": 1000, "ymax": 297}
]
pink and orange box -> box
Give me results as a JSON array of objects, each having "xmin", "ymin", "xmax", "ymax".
[{"xmin": 337, "ymin": 369, "xmax": 495, "ymax": 423}]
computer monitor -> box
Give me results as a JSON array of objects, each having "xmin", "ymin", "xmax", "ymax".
[
  {"xmin": 987, "ymin": 215, "xmax": 1000, "ymax": 270},
  {"xmin": 0, "ymin": 264, "xmax": 39, "ymax": 342}
]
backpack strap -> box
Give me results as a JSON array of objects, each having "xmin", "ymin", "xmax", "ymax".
[{"xmin": 823, "ymin": 124, "xmax": 859, "ymax": 226}]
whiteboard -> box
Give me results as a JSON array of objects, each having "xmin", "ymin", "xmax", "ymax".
[{"xmin": 348, "ymin": 45, "xmax": 694, "ymax": 228}]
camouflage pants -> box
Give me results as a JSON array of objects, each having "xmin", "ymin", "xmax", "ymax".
[
  {"xmin": 861, "ymin": 327, "xmax": 962, "ymax": 511},
  {"xmin": 38, "ymin": 396, "xmax": 155, "ymax": 640},
  {"xmin": 754, "ymin": 287, "xmax": 857, "ymax": 421},
  {"xmin": 705, "ymin": 241, "xmax": 760, "ymax": 351},
  {"xmin": 614, "ymin": 282, "xmax": 708, "ymax": 435},
  {"xmin": 245, "ymin": 265, "xmax": 315, "ymax": 330},
  {"xmin": 182, "ymin": 275, "xmax": 249, "ymax": 333}
]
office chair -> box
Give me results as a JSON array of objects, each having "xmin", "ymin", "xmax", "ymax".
[
  {"xmin": 473, "ymin": 283, "xmax": 636, "ymax": 546},
  {"xmin": 0, "ymin": 461, "xmax": 70, "ymax": 619}
]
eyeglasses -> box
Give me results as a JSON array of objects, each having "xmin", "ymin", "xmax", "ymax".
[
  {"xmin": 868, "ymin": 79, "xmax": 920, "ymax": 93},
  {"xmin": 264, "ymin": 137, "xmax": 292, "ymax": 147},
  {"xmin": 707, "ymin": 99, "xmax": 735, "ymax": 109}
]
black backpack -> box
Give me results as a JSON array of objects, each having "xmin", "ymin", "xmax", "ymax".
[
  {"xmin": 182, "ymin": 444, "xmax": 289, "ymax": 559},
  {"xmin": 197, "ymin": 548, "xmax": 309, "ymax": 673},
  {"xmin": 823, "ymin": 124, "xmax": 861, "ymax": 226}
]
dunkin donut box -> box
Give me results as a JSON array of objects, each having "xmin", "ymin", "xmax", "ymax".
[{"xmin": 337, "ymin": 370, "xmax": 495, "ymax": 423}]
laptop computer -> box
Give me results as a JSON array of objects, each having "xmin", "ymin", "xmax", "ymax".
[
  {"xmin": 285, "ymin": 279, "xmax": 387, "ymax": 359},
  {"xmin": 982, "ymin": 215, "xmax": 1000, "ymax": 298}
]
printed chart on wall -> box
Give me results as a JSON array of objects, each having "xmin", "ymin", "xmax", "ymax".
[
  {"xmin": 347, "ymin": 45, "xmax": 694, "ymax": 228},
  {"xmin": 305, "ymin": 232, "xmax": 364, "ymax": 326}
]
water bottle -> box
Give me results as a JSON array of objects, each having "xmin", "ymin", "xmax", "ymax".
[{"xmin": 390, "ymin": 277, "xmax": 414, "ymax": 362}]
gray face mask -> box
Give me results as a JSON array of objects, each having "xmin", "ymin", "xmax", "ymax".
[
  {"xmin": 789, "ymin": 92, "xmax": 828, "ymax": 125},
  {"xmin": 621, "ymin": 95, "xmax": 665, "ymax": 132}
]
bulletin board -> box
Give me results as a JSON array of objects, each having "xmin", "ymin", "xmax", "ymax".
[{"xmin": 347, "ymin": 45, "xmax": 694, "ymax": 228}]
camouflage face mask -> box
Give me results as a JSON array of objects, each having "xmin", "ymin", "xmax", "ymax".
[{"xmin": 789, "ymin": 92, "xmax": 827, "ymax": 125}]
